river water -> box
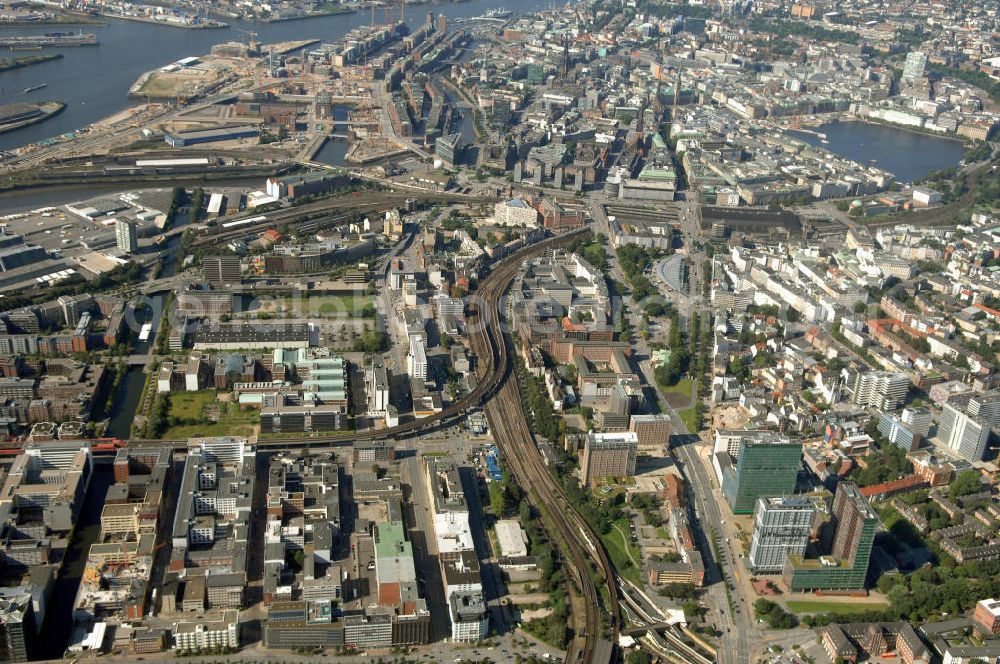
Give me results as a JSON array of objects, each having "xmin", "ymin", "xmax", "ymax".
[
  {"xmin": 0, "ymin": 0, "xmax": 537, "ymax": 151},
  {"xmin": 788, "ymin": 120, "xmax": 968, "ymax": 183}
]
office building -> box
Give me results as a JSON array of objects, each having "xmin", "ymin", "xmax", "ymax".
[
  {"xmin": 580, "ymin": 431, "xmax": 638, "ymax": 486},
  {"xmin": 203, "ymin": 256, "xmax": 241, "ymax": 286},
  {"xmin": 367, "ymin": 364, "xmax": 390, "ymax": 415},
  {"xmin": 901, "ymin": 406, "xmax": 932, "ymax": 437},
  {"xmin": 716, "ymin": 436, "xmax": 802, "ymax": 514},
  {"xmin": 968, "ymin": 391, "xmax": 1000, "ymax": 430},
  {"xmin": 173, "ymin": 610, "xmax": 239, "ymax": 652},
  {"xmin": 449, "ymin": 593, "xmax": 488, "ymax": 642},
  {"xmin": 493, "ymin": 198, "xmax": 539, "ymax": 227},
  {"xmin": 425, "ymin": 459, "xmax": 475, "ymax": 553},
  {"xmin": 115, "ymin": 218, "xmax": 138, "ymax": 254},
  {"xmin": 436, "ymin": 132, "xmax": 462, "ymax": 166},
  {"xmin": 748, "ymin": 496, "xmax": 816, "ymax": 574},
  {"xmin": 629, "ymin": 414, "xmax": 671, "ymax": 449},
  {"xmin": 170, "ymin": 438, "xmax": 254, "ymax": 582},
  {"xmin": 0, "ymin": 594, "xmax": 36, "ymax": 663},
  {"xmin": 58, "ymin": 294, "xmax": 91, "ymax": 328},
  {"xmin": 848, "ymin": 370, "xmax": 910, "ymax": 411},
  {"xmin": 436, "ymin": 13, "xmax": 446, "ymax": 33},
  {"xmin": 783, "ymin": 483, "xmax": 877, "ymax": 591},
  {"xmin": 902, "ymin": 50, "xmax": 927, "ymax": 81},
  {"xmin": 407, "ymin": 336, "xmax": 427, "ymax": 380},
  {"xmin": 820, "ymin": 623, "xmax": 929, "ymax": 664},
  {"xmin": 877, "ymin": 412, "xmax": 922, "ymax": 453},
  {"xmin": 0, "ymin": 442, "xmax": 93, "ymax": 533},
  {"xmin": 938, "ymin": 403, "xmax": 990, "ymax": 461}
]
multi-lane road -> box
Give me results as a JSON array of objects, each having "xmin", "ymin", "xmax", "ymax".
[{"xmin": 589, "ymin": 190, "xmax": 762, "ymax": 663}]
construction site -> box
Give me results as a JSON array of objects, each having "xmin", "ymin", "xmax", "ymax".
[{"xmin": 119, "ymin": 2, "xmax": 444, "ymax": 167}]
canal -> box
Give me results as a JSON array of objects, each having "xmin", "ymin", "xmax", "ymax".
[
  {"xmin": 312, "ymin": 104, "xmax": 351, "ymax": 167},
  {"xmin": 788, "ymin": 120, "xmax": 968, "ymax": 183},
  {"xmin": 105, "ymin": 208, "xmax": 187, "ymax": 440},
  {"xmin": 38, "ymin": 465, "xmax": 114, "ymax": 659}
]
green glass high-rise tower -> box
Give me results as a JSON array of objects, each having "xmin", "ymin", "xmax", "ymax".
[
  {"xmin": 783, "ymin": 482, "xmax": 878, "ymax": 591},
  {"xmin": 719, "ymin": 438, "xmax": 803, "ymax": 514}
]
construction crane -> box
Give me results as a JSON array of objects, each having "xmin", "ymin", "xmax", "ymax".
[{"xmin": 237, "ymin": 28, "xmax": 259, "ymax": 56}]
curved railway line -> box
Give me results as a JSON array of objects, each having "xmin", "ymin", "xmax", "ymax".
[
  {"xmin": 133, "ymin": 228, "xmax": 588, "ymax": 449},
  {"xmin": 130, "ymin": 226, "xmax": 623, "ymax": 660},
  {"xmin": 466, "ymin": 231, "xmax": 621, "ymax": 663}
]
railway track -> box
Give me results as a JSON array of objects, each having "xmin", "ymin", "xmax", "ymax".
[
  {"xmin": 465, "ymin": 231, "xmax": 621, "ymax": 663},
  {"xmin": 188, "ymin": 191, "xmax": 433, "ymax": 248},
  {"xmin": 130, "ymin": 228, "xmax": 588, "ymax": 449},
  {"xmin": 128, "ymin": 224, "xmax": 623, "ymax": 658}
]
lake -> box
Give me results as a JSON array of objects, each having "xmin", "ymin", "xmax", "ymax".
[{"xmin": 788, "ymin": 120, "xmax": 967, "ymax": 182}]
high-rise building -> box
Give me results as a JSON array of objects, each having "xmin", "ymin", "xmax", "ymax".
[
  {"xmin": 57, "ymin": 294, "xmax": 89, "ymax": 328},
  {"xmin": 938, "ymin": 402, "xmax": 990, "ymax": 461},
  {"xmin": 407, "ymin": 335, "xmax": 427, "ymax": 380},
  {"xmin": 749, "ymin": 496, "xmax": 816, "ymax": 574},
  {"xmin": 901, "ymin": 406, "xmax": 932, "ymax": 436},
  {"xmin": 366, "ymin": 364, "xmax": 390, "ymax": 415},
  {"xmin": 115, "ymin": 218, "xmax": 138, "ymax": 254},
  {"xmin": 831, "ymin": 483, "xmax": 877, "ymax": 565},
  {"xmin": 783, "ymin": 482, "xmax": 877, "ymax": 591},
  {"xmin": 436, "ymin": 132, "xmax": 462, "ymax": 166},
  {"xmin": 848, "ymin": 371, "xmax": 910, "ymax": 411},
  {"xmin": 426, "ymin": 10, "xmax": 434, "ymax": 28},
  {"xmin": 203, "ymin": 255, "xmax": 242, "ymax": 286},
  {"xmin": 7, "ymin": 309, "xmax": 39, "ymax": 334},
  {"xmin": 967, "ymin": 390, "xmax": 1000, "ymax": 430},
  {"xmin": 436, "ymin": 13, "xmax": 447, "ymax": 33},
  {"xmin": 902, "ymin": 50, "xmax": 927, "ymax": 82},
  {"xmin": 877, "ymin": 412, "xmax": 921, "ymax": 453},
  {"xmin": 717, "ymin": 436, "xmax": 802, "ymax": 514},
  {"xmin": 0, "ymin": 593, "xmax": 36, "ymax": 663},
  {"xmin": 580, "ymin": 431, "xmax": 638, "ymax": 486},
  {"xmin": 629, "ymin": 414, "xmax": 671, "ymax": 449}
]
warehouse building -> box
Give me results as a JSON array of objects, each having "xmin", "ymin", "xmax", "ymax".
[
  {"xmin": 193, "ymin": 323, "xmax": 311, "ymax": 350},
  {"xmin": 165, "ymin": 125, "xmax": 259, "ymax": 147}
]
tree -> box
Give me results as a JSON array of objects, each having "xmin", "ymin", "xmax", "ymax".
[
  {"xmin": 659, "ymin": 582, "xmax": 697, "ymax": 600},
  {"xmin": 626, "ymin": 651, "xmax": 652, "ymax": 664},
  {"xmin": 353, "ymin": 330, "xmax": 389, "ymax": 353},
  {"xmin": 950, "ymin": 470, "xmax": 982, "ymax": 498},
  {"xmin": 681, "ymin": 600, "xmax": 701, "ymax": 618},
  {"xmin": 754, "ymin": 598, "xmax": 797, "ymax": 628}
]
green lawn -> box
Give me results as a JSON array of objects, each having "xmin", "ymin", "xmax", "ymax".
[
  {"xmin": 168, "ymin": 391, "xmax": 216, "ymax": 419},
  {"xmin": 600, "ymin": 517, "xmax": 643, "ymax": 586},
  {"xmin": 677, "ymin": 406, "xmax": 698, "ymax": 432},
  {"xmin": 786, "ymin": 600, "xmax": 888, "ymax": 615},
  {"xmin": 160, "ymin": 392, "xmax": 258, "ymax": 439},
  {"xmin": 277, "ymin": 294, "xmax": 373, "ymax": 317},
  {"xmin": 661, "ymin": 377, "xmax": 695, "ymax": 397}
]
